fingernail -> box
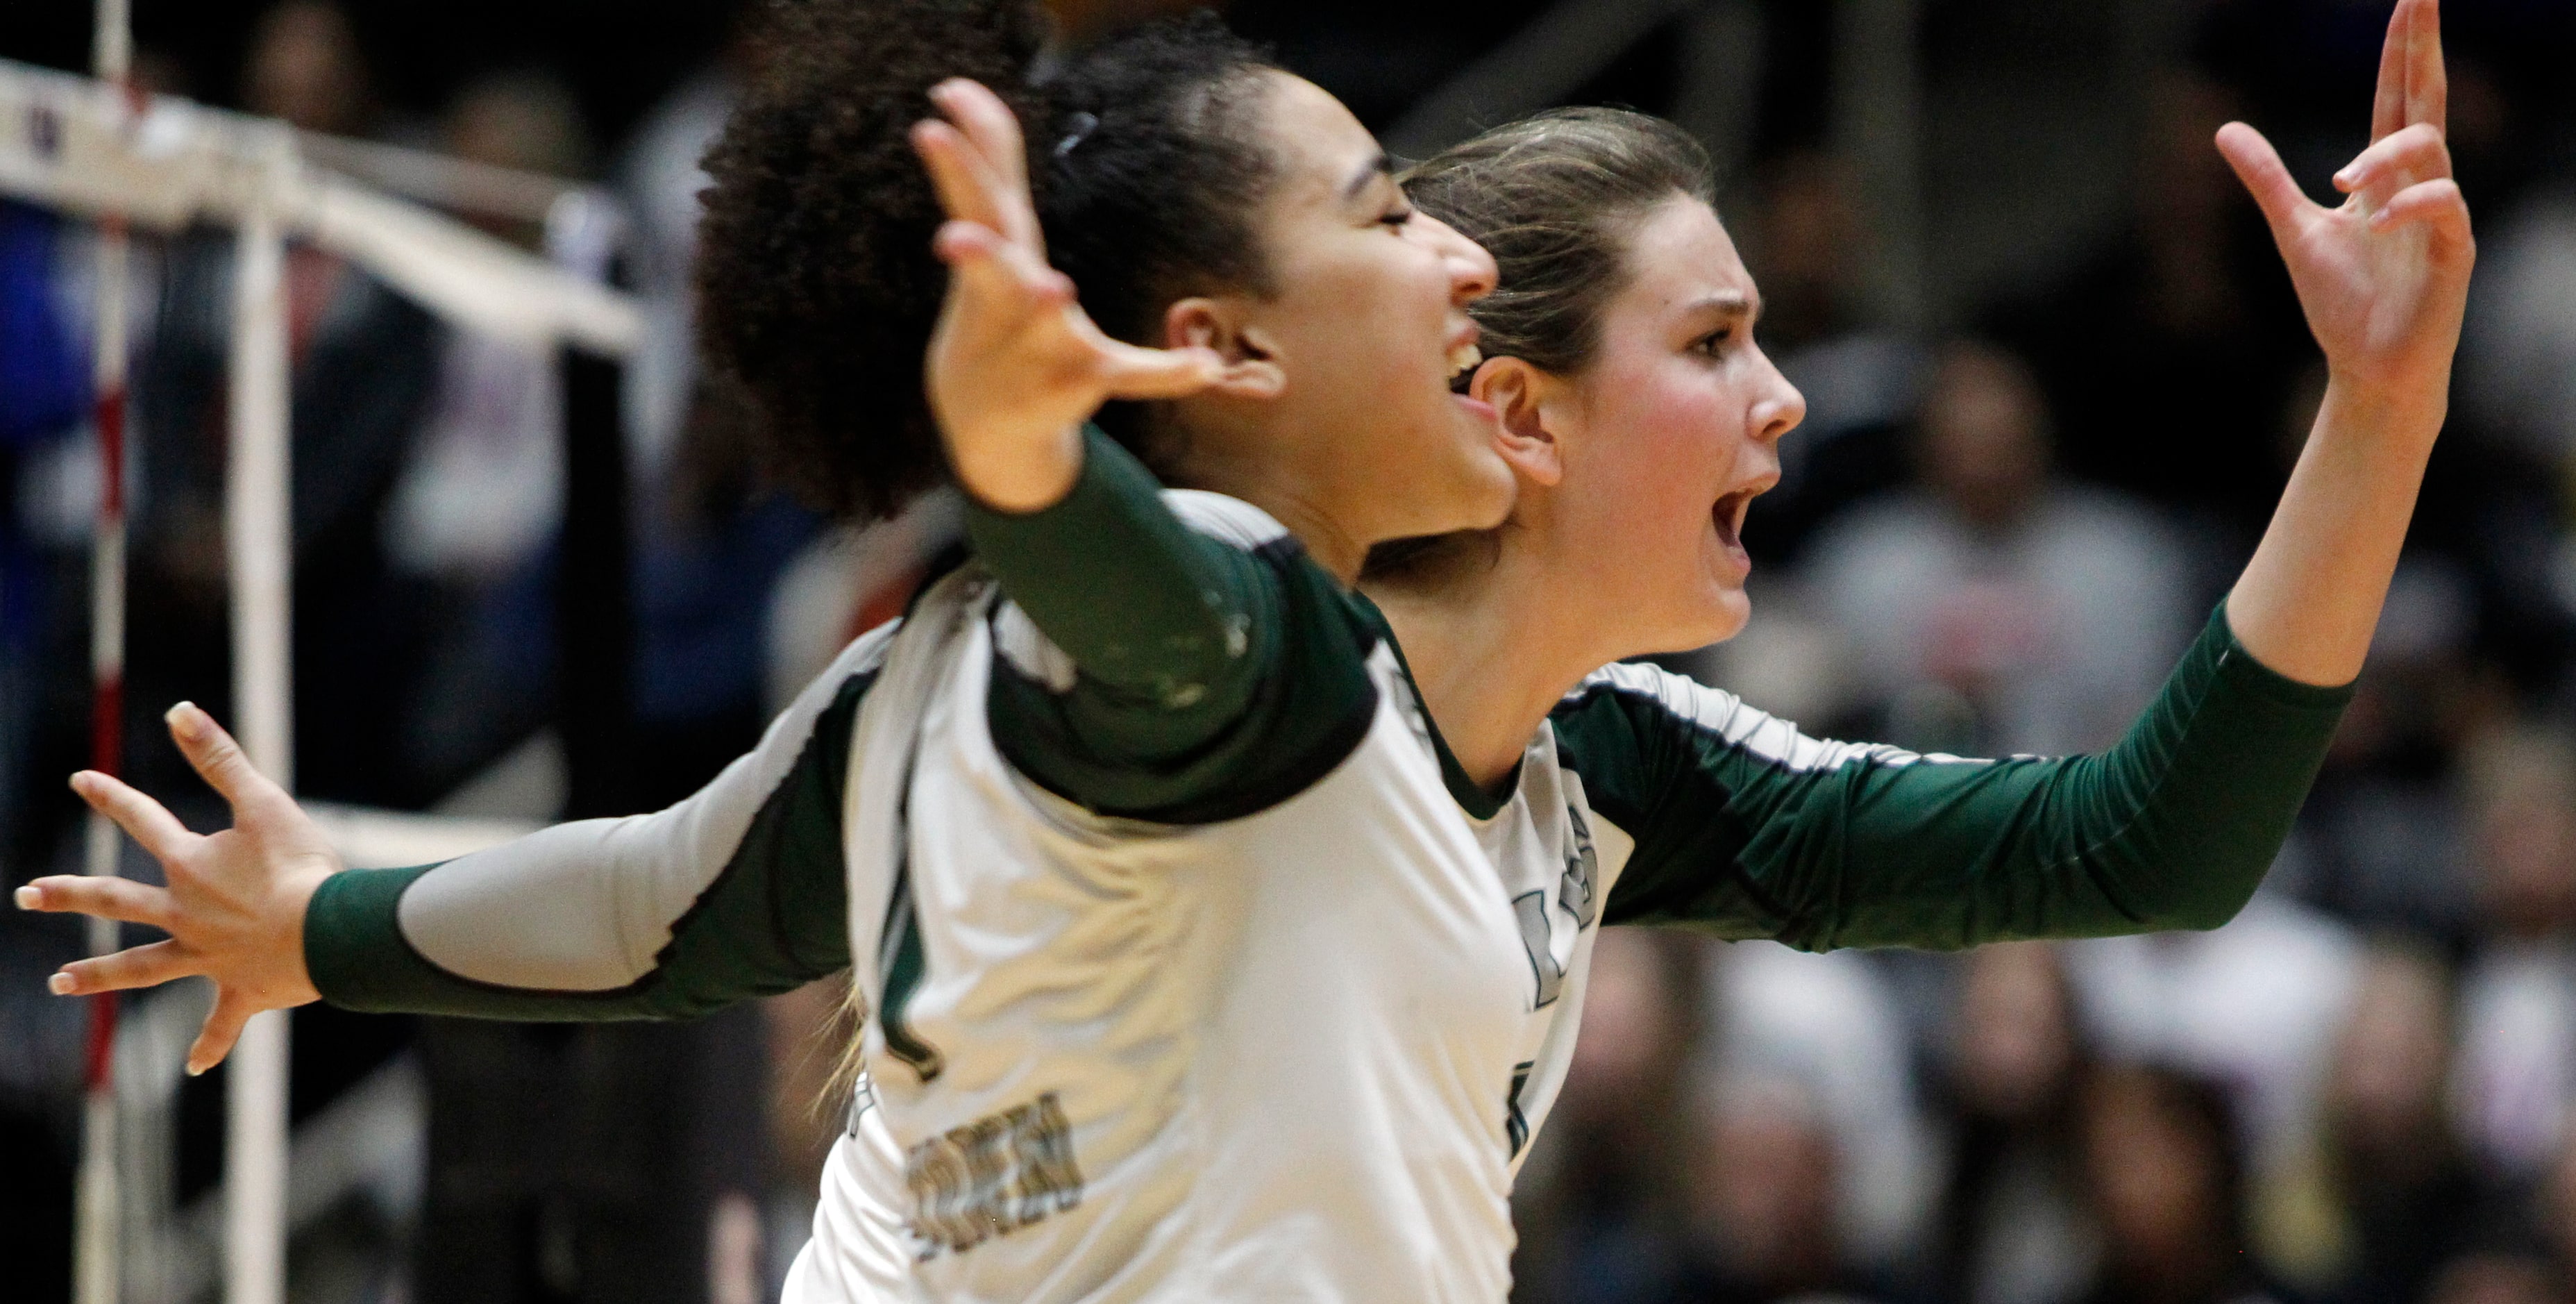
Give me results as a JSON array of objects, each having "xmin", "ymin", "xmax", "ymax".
[
  {"xmin": 185, "ymin": 1062, "xmax": 205, "ymax": 1078},
  {"xmin": 12, "ymin": 885, "xmax": 37, "ymax": 910},
  {"xmin": 167, "ymin": 701, "xmax": 203, "ymax": 740},
  {"xmin": 47, "ymin": 972, "xmax": 74, "ymax": 996}
]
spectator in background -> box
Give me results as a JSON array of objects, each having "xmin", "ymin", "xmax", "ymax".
[
  {"xmin": 0, "ymin": 201, "xmax": 90, "ymax": 871},
  {"xmin": 1803, "ymin": 340, "xmax": 2193, "ymax": 758},
  {"xmin": 2454, "ymin": 726, "xmax": 2576, "ymax": 1180},
  {"xmin": 2254, "ymin": 942, "xmax": 2483, "ymax": 1304},
  {"xmin": 379, "ymin": 71, "xmax": 588, "ymax": 801},
  {"xmin": 123, "ymin": 0, "xmax": 444, "ymax": 815},
  {"xmin": 1988, "ymin": 70, "xmax": 2309, "ymax": 551},
  {"xmin": 1511, "ymin": 930, "xmax": 1707, "ymax": 1304},
  {"xmin": 614, "ymin": 23, "xmax": 819, "ymax": 803},
  {"xmin": 2075, "ymin": 1065, "xmax": 2279, "ymax": 1304},
  {"xmin": 1706, "ymin": 942, "xmax": 1933, "ymax": 1282},
  {"xmin": 1676, "ymin": 1077, "xmax": 1885, "ymax": 1304},
  {"xmin": 1734, "ymin": 151, "xmax": 1923, "ymax": 560},
  {"xmin": 1934, "ymin": 943, "xmax": 2098, "ymax": 1304}
]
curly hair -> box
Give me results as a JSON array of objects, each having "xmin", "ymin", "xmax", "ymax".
[{"xmin": 696, "ymin": 1, "xmax": 1277, "ymax": 521}]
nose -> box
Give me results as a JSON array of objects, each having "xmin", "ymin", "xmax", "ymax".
[
  {"xmin": 1414, "ymin": 212, "xmax": 1498, "ymax": 303},
  {"xmin": 1751, "ymin": 346, "xmax": 1806, "ymax": 447}
]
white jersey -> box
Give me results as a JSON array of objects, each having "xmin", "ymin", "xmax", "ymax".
[
  {"xmin": 814, "ymin": 523, "xmax": 1541, "ymax": 1303},
  {"xmin": 793, "ymin": 630, "xmax": 1633, "ymax": 1303}
]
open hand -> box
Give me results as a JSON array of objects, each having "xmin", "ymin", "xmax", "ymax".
[
  {"xmin": 17, "ymin": 703, "xmax": 337, "ymax": 1074},
  {"xmin": 913, "ymin": 78, "xmax": 1223, "ymax": 511},
  {"xmin": 2216, "ymin": 0, "xmax": 2473, "ymax": 410}
]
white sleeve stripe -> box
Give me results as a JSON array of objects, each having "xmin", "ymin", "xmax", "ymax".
[
  {"xmin": 1160, "ymin": 488, "xmax": 1291, "ymax": 549},
  {"xmin": 1572, "ymin": 662, "xmax": 1986, "ymax": 774}
]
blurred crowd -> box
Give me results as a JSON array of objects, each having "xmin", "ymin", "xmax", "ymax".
[{"xmin": 6, "ymin": 1, "xmax": 2576, "ymax": 1302}]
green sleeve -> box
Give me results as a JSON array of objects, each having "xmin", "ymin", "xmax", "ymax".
[
  {"xmin": 966, "ymin": 427, "xmax": 1381, "ymax": 822},
  {"xmin": 1566, "ymin": 603, "xmax": 2352, "ymax": 949},
  {"xmin": 301, "ymin": 648, "xmax": 876, "ymax": 1020}
]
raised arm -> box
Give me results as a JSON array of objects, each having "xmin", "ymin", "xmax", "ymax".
[
  {"xmin": 22, "ymin": 630, "xmax": 886, "ymax": 1071},
  {"xmin": 913, "ymin": 81, "xmax": 1381, "ymax": 817},
  {"xmin": 1571, "ymin": 603, "xmax": 2349, "ymax": 950},
  {"xmin": 2216, "ymin": 0, "xmax": 2473, "ymax": 685}
]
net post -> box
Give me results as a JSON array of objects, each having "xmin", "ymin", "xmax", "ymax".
[
  {"xmin": 76, "ymin": 3, "xmax": 135, "ymax": 1301},
  {"xmin": 222, "ymin": 132, "xmax": 296, "ymax": 1304}
]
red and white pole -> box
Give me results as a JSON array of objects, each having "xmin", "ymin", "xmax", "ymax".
[{"xmin": 75, "ymin": 3, "xmax": 135, "ymax": 1303}]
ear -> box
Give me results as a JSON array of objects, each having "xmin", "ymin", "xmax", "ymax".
[
  {"xmin": 1163, "ymin": 297, "xmax": 1287, "ymax": 401},
  {"xmin": 1472, "ymin": 357, "xmax": 1564, "ymax": 488}
]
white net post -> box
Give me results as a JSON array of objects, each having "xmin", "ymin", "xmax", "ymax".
[
  {"xmin": 76, "ymin": 3, "xmax": 134, "ymax": 1302},
  {"xmin": 222, "ymin": 135, "xmax": 295, "ymax": 1304}
]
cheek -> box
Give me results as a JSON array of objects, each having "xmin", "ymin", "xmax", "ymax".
[{"xmin": 1586, "ymin": 362, "xmax": 1738, "ymax": 524}]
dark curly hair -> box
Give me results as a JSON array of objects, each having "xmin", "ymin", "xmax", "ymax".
[{"xmin": 696, "ymin": 0, "xmax": 1278, "ymax": 521}]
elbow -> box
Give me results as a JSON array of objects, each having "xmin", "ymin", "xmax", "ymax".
[{"xmin": 2130, "ymin": 848, "xmax": 2272, "ymax": 934}]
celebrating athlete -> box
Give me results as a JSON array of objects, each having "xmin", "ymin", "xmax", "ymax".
[{"xmin": 19, "ymin": 0, "xmax": 2473, "ymax": 1300}]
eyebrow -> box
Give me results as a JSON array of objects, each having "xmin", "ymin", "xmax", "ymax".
[
  {"xmin": 1342, "ymin": 153, "xmax": 1395, "ymax": 202},
  {"xmin": 1684, "ymin": 292, "xmax": 1756, "ymax": 319}
]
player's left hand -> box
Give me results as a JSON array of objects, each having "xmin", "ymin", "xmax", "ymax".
[{"xmin": 2216, "ymin": 0, "xmax": 2473, "ymax": 414}]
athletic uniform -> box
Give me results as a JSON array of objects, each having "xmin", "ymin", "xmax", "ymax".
[{"xmin": 305, "ymin": 431, "xmax": 2352, "ymax": 1302}]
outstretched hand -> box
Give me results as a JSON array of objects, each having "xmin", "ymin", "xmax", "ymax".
[
  {"xmin": 913, "ymin": 79, "xmax": 1224, "ymax": 512},
  {"xmin": 2216, "ymin": 0, "xmax": 2473, "ymax": 411},
  {"xmin": 17, "ymin": 703, "xmax": 335, "ymax": 1074}
]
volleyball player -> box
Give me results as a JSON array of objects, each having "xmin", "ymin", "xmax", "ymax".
[{"xmin": 23, "ymin": 0, "xmax": 2473, "ymax": 1298}]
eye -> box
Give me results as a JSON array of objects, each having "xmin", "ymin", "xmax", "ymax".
[
  {"xmin": 1694, "ymin": 327, "xmax": 1735, "ymax": 356},
  {"xmin": 1378, "ymin": 206, "xmax": 1415, "ymax": 231}
]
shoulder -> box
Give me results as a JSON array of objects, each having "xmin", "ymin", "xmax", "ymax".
[
  {"xmin": 1556, "ymin": 662, "xmax": 1933, "ymax": 776},
  {"xmin": 1160, "ymin": 489, "xmax": 1293, "ymax": 551}
]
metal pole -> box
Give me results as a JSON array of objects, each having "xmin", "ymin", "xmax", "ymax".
[
  {"xmin": 223, "ymin": 140, "xmax": 294, "ymax": 1304},
  {"xmin": 76, "ymin": 1, "xmax": 134, "ymax": 1300}
]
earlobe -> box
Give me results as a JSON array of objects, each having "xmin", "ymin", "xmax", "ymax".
[
  {"xmin": 1166, "ymin": 298, "xmax": 1287, "ymax": 401},
  {"xmin": 1473, "ymin": 359, "xmax": 1564, "ymax": 487}
]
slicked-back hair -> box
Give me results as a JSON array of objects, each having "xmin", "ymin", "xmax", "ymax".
[
  {"xmin": 1400, "ymin": 107, "xmax": 1715, "ymax": 378},
  {"xmin": 696, "ymin": 1, "xmax": 1277, "ymax": 522}
]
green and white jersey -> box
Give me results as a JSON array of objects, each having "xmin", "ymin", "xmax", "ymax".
[
  {"xmin": 820, "ymin": 551, "xmax": 1529, "ymax": 1302},
  {"xmin": 304, "ymin": 431, "xmax": 2354, "ymax": 1303},
  {"xmin": 788, "ymin": 586, "xmax": 2357, "ymax": 1299}
]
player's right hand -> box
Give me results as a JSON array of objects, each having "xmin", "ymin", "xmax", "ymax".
[
  {"xmin": 913, "ymin": 78, "xmax": 1222, "ymax": 512},
  {"xmin": 17, "ymin": 702, "xmax": 337, "ymax": 1075}
]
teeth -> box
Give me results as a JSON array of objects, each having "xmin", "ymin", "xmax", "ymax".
[{"xmin": 1447, "ymin": 342, "xmax": 1483, "ymax": 381}]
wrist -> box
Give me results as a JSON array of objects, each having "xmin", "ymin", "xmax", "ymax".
[
  {"xmin": 2316, "ymin": 368, "xmax": 2448, "ymax": 449},
  {"xmin": 950, "ymin": 421, "xmax": 1087, "ymax": 515},
  {"xmin": 276, "ymin": 862, "xmax": 333, "ymax": 1006}
]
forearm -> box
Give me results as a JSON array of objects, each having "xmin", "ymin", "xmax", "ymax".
[
  {"xmin": 2226, "ymin": 373, "xmax": 2445, "ymax": 687},
  {"xmin": 1816, "ymin": 604, "xmax": 2355, "ymax": 946}
]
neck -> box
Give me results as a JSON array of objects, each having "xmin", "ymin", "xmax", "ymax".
[
  {"xmin": 1365, "ymin": 519, "xmax": 1639, "ymax": 789},
  {"xmin": 1168, "ymin": 440, "xmax": 1371, "ymax": 583}
]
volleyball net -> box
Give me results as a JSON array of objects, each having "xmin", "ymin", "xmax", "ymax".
[{"xmin": 1, "ymin": 47, "xmax": 639, "ymax": 1304}]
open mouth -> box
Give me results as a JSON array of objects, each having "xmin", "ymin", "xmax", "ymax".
[
  {"xmin": 1712, "ymin": 489, "xmax": 1755, "ymax": 551},
  {"xmin": 1446, "ymin": 340, "xmax": 1482, "ymax": 393}
]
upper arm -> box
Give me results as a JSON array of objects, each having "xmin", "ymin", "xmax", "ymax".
[{"xmin": 305, "ymin": 626, "xmax": 890, "ymax": 1020}]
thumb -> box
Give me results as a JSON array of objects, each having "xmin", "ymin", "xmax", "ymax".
[
  {"xmin": 186, "ymin": 991, "xmax": 259, "ymax": 1077},
  {"xmin": 1097, "ymin": 344, "xmax": 1227, "ymax": 401},
  {"xmin": 2216, "ymin": 123, "xmax": 2312, "ymax": 246}
]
